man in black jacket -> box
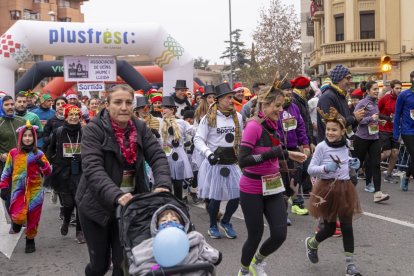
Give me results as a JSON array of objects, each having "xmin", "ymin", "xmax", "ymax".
[{"xmin": 76, "ymin": 84, "xmax": 171, "ymax": 276}]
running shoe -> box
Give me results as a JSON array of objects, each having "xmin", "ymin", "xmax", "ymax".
[
  {"xmin": 76, "ymin": 231, "xmax": 86, "ymax": 244},
  {"xmin": 373, "ymin": 191, "xmax": 390, "ymax": 203},
  {"xmin": 364, "ymin": 183, "xmax": 375, "ymax": 193},
  {"xmin": 357, "ymin": 172, "xmax": 366, "ymax": 180},
  {"xmin": 287, "ymin": 217, "xmax": 292, "ymax": 226},
  {"xmin": 333, "ymin": 221, "xmax": 342, "ymax": 237},
  {"xmin": 249, "ymin": 262, "xmax": 267, "ymax": 276},
  {"xmin": 208, "ymin": 225, "xmax": 222, "ymax": 239},
  {"xmin": 291, "ymin": 204, "xmax": 309, "ymax": 215},
  {"xmin": 237, "ymin": 269, "xmax": 251, "ymax": 276},
  {"xmin": 346, "ymin": 263, "xmax": 362, "ymax": 276},
  {"xmin": 50, "ymin": 190, "xmax": 58, "ymax": 204},
  {"xmin": 384, "ymin": 174, "xmax": 397, "ymax": 183},
  {"xmin": 400, "ymin": 175, "xmax": 409, "ymax": 192},
  {"xmin": 305, "ymin": 237, "xmax": 319, "ymax": 264},
  {"xmin": 219, "ymin": 221, "xmax": 237, "ymax": 239}
]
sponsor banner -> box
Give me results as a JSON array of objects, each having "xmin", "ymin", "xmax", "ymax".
[{"xmin": 64, "ymin": 56, "xmax": 116, "ymax": 82}]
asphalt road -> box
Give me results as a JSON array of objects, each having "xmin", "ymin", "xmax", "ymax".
[{"xmin": 1, "ymin": 176, "xmax": 414, "ymax": 276}]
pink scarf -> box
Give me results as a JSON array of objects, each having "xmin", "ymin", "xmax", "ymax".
[{"xmin": 111, "ymin": 120, "xmax": 137, "ymax": 165}]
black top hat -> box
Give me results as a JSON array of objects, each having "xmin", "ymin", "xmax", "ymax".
[
  {"xmin": 173, "ymin": 80, "xmax": 188, "ymax": 89},
  {"xmin": 162, "ymin": 96, "xmax": 177, "ymax": 108},
  {"xmin": 203, "ymin": 85, "xmax": 216, "ymax": 97},
  {"xmin": 214, "ymin": 83, "xmax": 235, "ymax": 99},
  {"xmin": 135, "ymin": 96, "xmax": 149, "ymax": 108}
]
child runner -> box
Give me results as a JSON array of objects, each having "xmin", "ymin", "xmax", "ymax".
[
  {"xmin": 305, "ymin": 107, "xmax": 362, "ymax": 276},
  {"xmin": 0, "ymin": 121, "xmax": 51, "ymax": 253},
  {"xmin": 238, "ymin": 86, "xmax": 306, "ymax": 276}
]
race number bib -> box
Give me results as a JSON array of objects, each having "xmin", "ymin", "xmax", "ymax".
[
  {"xmin": 62, "ymin": 143, "xmax": 81, "ymax": 158},
  {"xmin": 282, "ymin": 118, "xmax": 297, "ymax": 131},
  {"xmin": 368, "ymin": 123, "xmax": 379, "ymax": 135},
  {"xmin": 121, "ymin": 170, "xmax": 135, "ymax": 193},
  {"xmin": 410, "ymin": 110, "xmax": 414, "ymax": 120},
  {"xmin": 262, "ymin": 172, "xmax": 285, "ymax": 196}
]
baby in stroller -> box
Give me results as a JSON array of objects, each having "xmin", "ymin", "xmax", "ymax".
[{"xmin": 128, "ymin": 201, "xmax": 222, "ymax": 275}]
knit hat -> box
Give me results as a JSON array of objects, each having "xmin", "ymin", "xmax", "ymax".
[
  {"xmin": 39, "ymin": 94, "xmax": 52, "ymax": 104},
  {"xmin": 290, "ymin": 76, "xmax": 310, "ymax": 89},
  {"xmin": 149, "ymin": 88, "xmax": 163, "ymax": 104},
  {"xmin": 351, "ymin": 88, "xmax": 363, "ymax": 99},
  {"xmin": 233, "ymin": 82, "xmax": 244, "ymax": 92},
  {"xmin": 16, "ymin": 120, "xmax": 39, "ymax": 151},
  {"xmin": 65, "ymin": 88, "xmax": 79, "ymax": 100},
  {"xmin": 63, "ymin": 104, "xmax": 81, "ymax": 119},
  {"xmin": 329, "ymin": 64, "xmax": 351, "ymax": 84}
]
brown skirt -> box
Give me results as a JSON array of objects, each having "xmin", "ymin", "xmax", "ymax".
[{"xmin": 308, "ymin": 179, "xmax": 362, "ymax": 222}]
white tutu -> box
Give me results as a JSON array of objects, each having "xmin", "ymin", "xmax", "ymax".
[
  {"xmin": 167, "ymin": 146, "xmax": 194, "ymax": 180},
  {"xmin": 197, "ymin": 159, "xmax": 241, "ymax": 201}
]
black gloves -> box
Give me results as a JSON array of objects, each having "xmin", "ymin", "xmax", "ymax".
[
  {"xmin": 208, "ymin": 154, "xmax": 220, "ymax": 165},
  {"xmin": 261, "ymin": 147, "xmax": 283, "ymax": 161},
  {"xmin": 184, "ymin": 141, "xmax": 192, "ymax": 147},
  {"xmin": 36, "ymin": 158, "xmax": 45, "ymax": 168}
]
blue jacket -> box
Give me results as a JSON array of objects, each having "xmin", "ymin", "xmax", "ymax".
[{"xmin": 393, "ymin": 89, "xmax": 414, "ymax": 139}]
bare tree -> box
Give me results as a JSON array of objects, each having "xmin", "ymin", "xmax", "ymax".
[{"xmin": 250, "ymin": 0, "xmax": 302, "ymax": 83}]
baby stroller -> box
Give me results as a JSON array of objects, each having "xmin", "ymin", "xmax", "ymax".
[{"xmin": 117, "ymin": 192, "xmax": 216, "ymax": 276}]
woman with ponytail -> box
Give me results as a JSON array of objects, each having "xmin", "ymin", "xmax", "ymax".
[{"xmin": 237, "ymin": 86, "xmax": 306, "ymax": 276}]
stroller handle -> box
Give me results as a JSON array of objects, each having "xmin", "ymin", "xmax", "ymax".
[
  {"xmin": 145, "ymin": 262, "xmax": 216, "ymax": 276},
  {"xmin": 116, "ymin": 205, "xmax": 122, "ymax": 220}
]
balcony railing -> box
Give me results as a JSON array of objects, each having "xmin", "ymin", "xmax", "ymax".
[
  {"xmin": 310, "ymin": 39, "xmax": 385, "ymax": 67},
  {"xmin": 311, "ymin": 0, "xmax": 324, "ymax": 17}
]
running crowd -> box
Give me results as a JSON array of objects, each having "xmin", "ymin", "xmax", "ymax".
[{"xmin": 0, "ymin": 63, "xmax": 413, "ymax": 276}]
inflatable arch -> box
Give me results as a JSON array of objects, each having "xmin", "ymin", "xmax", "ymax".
[{"xmin": 0, "ymin": 20, "xmax": 193, "ymax": 96}]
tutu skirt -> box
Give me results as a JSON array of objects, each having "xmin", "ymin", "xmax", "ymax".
[
  {"xmin": 308, "ymin": 179, "xmax": 362, "ymax": 222},
  {"xmin": 197, "ymin": 159, "xmax": 241, "ymax": 201},
  {"xmin": 167, "ymin": 146, "xmax": 193, "ymax": 180}
]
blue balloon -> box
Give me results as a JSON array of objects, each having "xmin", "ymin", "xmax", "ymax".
[{"xmin": 153, "ymin": 227, "xmax": 190, "ymax": 267}]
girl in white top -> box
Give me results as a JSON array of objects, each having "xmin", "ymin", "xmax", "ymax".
[{"xmin": 194, "ymin": 83, "xmax": 243, "ymax": 240}]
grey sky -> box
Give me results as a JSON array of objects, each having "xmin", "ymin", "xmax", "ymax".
[{"xmin": 81, "ymin": 0, "xmax": 300, "ymax": 64}]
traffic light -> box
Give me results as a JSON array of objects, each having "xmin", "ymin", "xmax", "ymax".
[{"xmin": 381, "ymin": 55, "xmax": 392, "ymax": 72}]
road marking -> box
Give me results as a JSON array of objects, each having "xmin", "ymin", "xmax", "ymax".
[
  {"xmin": 363, "ymin": 211, "xmax": 414, "ymax": 229},
  {"xmin": 0, "ymin": 201, "xmax": 23, "ymax": 259}
]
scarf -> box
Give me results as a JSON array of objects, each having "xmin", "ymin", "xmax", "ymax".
[
  {"xmin": 56, "ymin": 112, "xmax": 65, "ymax": 120},
  {"xmin": 16, "ymin": 109, "xmax": 27, "ymax": 117},
  {"xmin": 172, "ymin": 94, "xmax": 191, "ymax": 106},
  {"xmin": 111, "ymin": 119, "xmax": 137, "ymax": 165},
  {"xmin": 293, "ymin": 88, "xmax": 307, "ymax": 101},
  {"xmin": 329, "ymin": 84, "xmax": 347, "ymax": 98},
  {"xmin": 162, "ymin": 116, "xmax": 181, "ymax": 143},
  {"xmin": 257, "ymin": 111, "xmax": 280, "ymax": 146},
  {"xmin": 324, "ymin": 136, "xmax": 347, "ymax": 148},
  {"xmin": 206, "ymin": 103, "xmax": 241, "ymax": 157},
  {"xmin": 63, "ymin": 121, "xmax": 82, "ymax": 135}
]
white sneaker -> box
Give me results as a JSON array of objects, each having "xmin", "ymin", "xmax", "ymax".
[
  {"xmin": 374, "ymin": 191, "xmax": 390, "ymax": 203},
  {"xmin": 249, "ymin": 262, "xmax": 267, "ymax": 276}
]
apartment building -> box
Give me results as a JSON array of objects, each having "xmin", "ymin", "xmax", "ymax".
[{"xmin": 309, "ymin": 0, "xmax": 414, "ymax": 82}]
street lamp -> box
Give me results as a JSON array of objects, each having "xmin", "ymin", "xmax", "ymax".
[{"xmin": 228, "ymin": 0, "xmax": 233, "ymax": 88}]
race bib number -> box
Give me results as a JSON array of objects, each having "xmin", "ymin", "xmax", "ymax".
[
  {"xmin": 262, "ymin": 172, "xmax": 285, "ymax": 196},
  {"xmin": 410, "ymin": 109, "xmax": 414, "ymax": 120},
  {"xmin": 121, "ymin": 170, "xmax": 135, "ymax": 193},
  {"xmin": 282, "ymin": 117, "xmax": 297, "ymax": 131},
  {"xmin": 368, "ymin": 123, "xmax": 379, "ymax": 135},
  {"xmin": 62, "ymin": 143, "xmax": 81, "ymax": 158}
]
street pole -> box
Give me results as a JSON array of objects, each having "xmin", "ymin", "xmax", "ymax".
[{"xmin": 229, "ymin": 0, "xmax": 233, "ymax": 88}]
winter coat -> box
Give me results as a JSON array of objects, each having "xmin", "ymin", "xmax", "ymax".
[
  {"xmin": 42, "ymin": 115, "xmax": 65, "ymax": 152},
  {"xmin": 129, "ymin": 204, "xmax": 220, "ymax": 276},
  {"xmin": 75, "ymin": 109, "xmax": 172, "ymax": 227},
  {"xmin": 292, "ymin": 92, "xmax": 314, "ymax": 144},
  {"xmin": 277, "ymin": 103, "xmax": 309, "ymax": 149},
  {"xmin": 355, "ymin": 96, "xmax": 380, "ymax": 140},
  {"xmin": 317, "ymin": 86, "xmax": 357, "ymax": 142},
  {"xmin": 393, "ymin": 89, "xmax": 414, "ymax": 139},
  {"xmin": 0, "ymin": 116, "xmax": 26, "ymax": 171},
  {"xmin": 45, "ymin": 123, "xmax": 83, "ymax": 193},
  {"xmin": 32, "ymin": 107, "xmax": 56, "ymax": 148}
]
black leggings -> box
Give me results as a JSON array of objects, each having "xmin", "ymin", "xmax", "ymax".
[
  {"xmin": 208, "ymin": 198, "xmax": 239, "ymax": 227},
  {"xmin": 240, "ymin": 192, "xmax": 287, "ymax": 267},
  {"xmin": 315, "ymin": 217, "xmax": 354, "ymax": 253},
  {"xmin": 353, "ymin": 136, "xmax": 382, "ymax": 192},
  {"xmin": 79, "ymin": 212, "xmax": 124, "ymax": 276},
  {"xmin": 60, "ymin": 191, "xmax": 81, "ymax": 232},
  {"xmin": 172, "ymin": 179, "xmax": 183, "ymax": 200},
  {"xmin": 402, "ymin": 135, "xmax": 414, "ymax": 178}
]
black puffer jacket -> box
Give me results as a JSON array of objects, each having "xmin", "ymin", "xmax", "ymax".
[{"xmin": 75, "ymin": 109, "xmax": 172, "ymax": 227}]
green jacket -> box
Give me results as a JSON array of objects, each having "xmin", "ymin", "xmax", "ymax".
[
  {"xmin": 0, "ymin": 116, "xmax": 26, "ymax": 156},
  {"xmin": 19, "ymin": 111, "xmax": 43, "ymax": 133}
]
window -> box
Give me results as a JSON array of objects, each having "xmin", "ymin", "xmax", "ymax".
[
  {"xmin": 10, "ymin": 10, "xmax": 21, "ymax": 20},
  {"xmin": 335, "ymin": 15, "xmax": 344, "ymax": 41},
  {"xmin": 58, "ymin": 17, "xmax": 71, "ymax": 22},
  {"xmin": 360, "ymin": 12, "xmax": 375, "ymax": 39},
  {"xmin": 23, "ymin": 9, "xmax": 39, "ymax": 20},
  {"xmin": 58, "ymin": 0, "xmax": 70, "ymax": 7},
  {"xmin": 33, "ymin": 0, "xmax": 49, "ymax": 3}
]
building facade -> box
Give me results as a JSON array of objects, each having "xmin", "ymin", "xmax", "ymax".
[
  {"xmin": 309, "ymin": 0, "xmax": 414, "ymax": 82},
  {"xmin": 0, "ymin": 0, "xmax": 87, "ymax": 78},
  {"xmin": 301, "ymin": 0, "xmax": 315, "ymax": 76}
]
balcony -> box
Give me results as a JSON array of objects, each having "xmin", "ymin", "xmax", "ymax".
[
  {"xmin": 311, "ymin": 0, "xmax": 324, "ymax": 19},
  {"xmin": 310, "ymin": 39, "xmax": 385, "ymax": 67}
]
